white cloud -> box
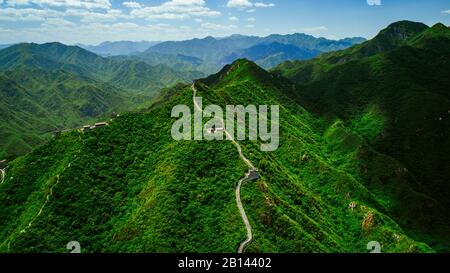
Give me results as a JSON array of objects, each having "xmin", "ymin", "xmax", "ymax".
[
  {"xmin": 254, "ymin": 2, "xmax": 274, "ymax": 8},
  {"xmin": 0, "ymin": 7, "xmax": 58, "ymax": 21},
  {"xmin": 5, "ymin": 0, "xmax": 30, "ymax": 6},
  {"xmin": 245, "ymin": 24, "xmax": 254, "ymax": 28},
  {"xmin": 5, "ymin": 0, "xmax": 112, "ymax": 10},
  {"xmin": 123, "ymin": 1, "xmax": 142, "ymax": 9},
  {"xmin": 61, "ymin": 7, "xmax": 128, "ymax": 23},
  {"xmin": 164, "ymin": 0, "xmax": 205, "ymax": 6},
  {"xmin": 134, "ymin": 12, "xmax": 189, "ymax": 20},
  {"xmin": 303, "ymin": 26, "xmax": 328, "ymax": 33},
  {"xmin": 0, "ymin": 5, "xmax": 129, "ymax": 26},
  {"xmin": 110, "ymin": 22, "xmax": 139, "ymax": 30},
  {"xmin": 130, "ymin": 0, "xmax": 220, "ymax": 20},
  {"xmin": 0, "ymin": 16, "xmax": 198, "ymax": 44},
  {"xmin": 247, "ymin": 17, "xmax": 255, "ymax": 21},
  {"xmin": 79, "ymin": 9, "xmax": 126, "ymax": 23},
  {"xmin": 226, "ymin": 0, "xmax": 252, "ymax": 8},
  {"xmin": 246, "ymin": 8, "xmax": 256, "ymax": 13},
  {"xmin": 156, "ymin": 23, "xmax": 171, "ymax": 27},
  {"xmin": 226, "ymin": 0, "xmax": 274, "ymax": 9},
  {"xmin": 42, "ymin": 17, "xmax": 76, "ymax": 27},
  {"xmin": 229, "ymin": 16, "xmax": 239, "ymax": 21},
  {"xmin": 0, "ymin": 0, "xmax": 246, "ymax": 43},
  {"xmin": 442, "ymin": 10, "xmax": 450, "ymax": 14},
  {"xmin": 366, "ymin": 0, "xmax": 381, "ymax": 6},
  {"xmin": 201, "ymin": 22, "xmax": 236, "ymax": 31}
]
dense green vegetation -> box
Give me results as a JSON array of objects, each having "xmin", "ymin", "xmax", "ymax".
[
  {"xmin": 197, "ymin": 59, "xmax": 444, "ymax": 252},
  {"xmin": 0, "ymin": 42, "xmax": 203, "ymax": 95},
  {"xmin": 272, "ymin": 21, "xmax": 450, "ymax": 250},
  {"xmin": 0, "ymin": 42, "xmax": 202, "ymax": 159},
  {"xmin": 0, "ymin": 85, "xmax": 249, "ymax": 252},
  {"xmin": 0, "ymin": 21, "xmax": 448, "ymax": 253},
  {"xmin": 0, "ymin": 35, "xmax": 363, "ymax": 159},
  {"xmin": 0, "ymin": 68, "xmax": 134, "ymax": 159}
]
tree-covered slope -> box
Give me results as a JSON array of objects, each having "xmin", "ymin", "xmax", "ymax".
[
  {"xmin": 0, "ymin": 42, "xmax": 202, "ymax": 95},
  {"xmin": 272, "ymin": 21, "xmax": 450, "ymax": 250},
  {"xmin": 0, "ymin": 42, "xmax": 203, "ymax": 159},
  {"xmin": 1, "ymin": 57, "xmax": 445, "ymax": 253},
  {"xmin": 0, "ymin": 68, "xmax": 134, "ymax": 159}
]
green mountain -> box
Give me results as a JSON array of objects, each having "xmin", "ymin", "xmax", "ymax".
[
  {"xmin": 0, "ymin": 42, "xmax": 203, "ymax": 159},
  {"xmin": 221, "ymin": 42, "xmax": 320, "ymax": 69},
  {"xmin": 144, "ymin": 35, "xmax": 261, "ymax": 65},
  {"xmin": 0, "ymin": 68, "xmax": 134, "ymax": 159},
  {"xmin": 141, "ymin": 33, "xmax": 365, "ymax": 73},
  {"xmin": 325, "ymin": 21, "xmax": 429, "ymax": 67},
  {"xmin": 273, "ymin": 21, "xmax": 450, "ymax": 249},
  {"xmin": 0, "ymin": 21, "xmax": 448, "ymax": 253},
  {"xmin": 0, "ymin": 42, "xmax": 203, "ymax": 95},
  {"xmin": 262, "ymin": 34, "xmax": 366, "ymax": 52},
  {"xmin": 0, "ymin": 59, "xmax": 438, "ymax": 253},
  {"xmin": 134, "ymin": 52, "xmax": 218, "ymax": 75}
]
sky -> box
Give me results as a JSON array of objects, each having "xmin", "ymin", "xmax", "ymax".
[{"xmin": 0, "ymin": 0, "xmax": 449, "ymax": 45}]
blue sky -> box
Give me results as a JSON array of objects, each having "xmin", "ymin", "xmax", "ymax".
[{"xmin": 0, "ymin": 0, "xmax": 449, "ymax": 45}]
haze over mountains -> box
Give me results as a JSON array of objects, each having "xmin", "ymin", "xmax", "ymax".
[
  {"xmin": 0, "ymin": 32, "xmax": 365, "ymax": 159},
  {"xmin": 0, "ymin": 42, "xmax": 202, "ymax": 159},
  {"xmin": 0, "ymin": 20, "xmax": 448, "ymax": 253},
  {"xmin": 70, "ymin": 33, "xmax": 366, "ymax": 72},
  {"xmin": 78, "ymin": 41, "xmax": 160, "ymax": 57},
  {"xmin": 137, "ymin": 33, "xmax": 365, "ymax": 72}
]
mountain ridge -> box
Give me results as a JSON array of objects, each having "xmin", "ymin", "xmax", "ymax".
[
  {"xmin": 139, "ymin": 33, "xmax": 366, "ymax": 72},
  {"xmin": 79, "ymin": 41, "xmax": 160, "ymax": 56},
  {"xmin": 0, "ymin": 42, "xmax": 203, "ymax": 159},
  {"xmin": 0, "ymin": 55, "xmax": 444, "ymax": 252},
  {"xmin": 0, "ymin": 42, "xmax": 202, "ymax": 94},
  {"xmin": 272, "ymin": 21, "xmax": 450, "ymax": 250},
  {"xmin": 0, "ymin": 20, "xmax": 448, "ymax": 253}
]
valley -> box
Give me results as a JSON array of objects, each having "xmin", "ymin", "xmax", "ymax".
[{"xmin": 0, "ymin": 43, "xmax": 203, "ymax": 159}]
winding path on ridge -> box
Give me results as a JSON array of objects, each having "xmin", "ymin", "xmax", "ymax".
[
  {"xmin": 192, "ymin": 83, "xmax": 257, "ymax": 253},
  {"xmin": 20, "ymin": 174, "xmax": 62, "ymax": 234},
  {"xmin": 0, "ymin": 168, "xmax": 5, "ymax": 185},
  {"xmin": 2, "ymin": 174, "xmax": 61, "ymax": 251}
]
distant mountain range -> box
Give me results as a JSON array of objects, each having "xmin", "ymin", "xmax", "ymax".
[
  {"xmin": 0, "ymin": 42, "xmax": 203, "ymax": 94},
  {"xmin": 137, "ymin": 33, "xmax": 365, "ymax": 72},
  {"xmin": 0, "ymin": 42, "xmax": 202, "ymax": 158},
  {"xmin": 0, "ymin": 20, "xmax": 448, "ymax": 253},
  {"xmin": 221, "ymin": 42, "xmax": 320, "ymax": 69},
  {"xmin": 78, "ymin": 41, "xmax": 160, "ymax": 56},
  {"xmin": 1, "ymin": 34, "xmax": 365, "ymax": 75},
  {"xmin": 64, "ymin": 33, "xmax": 367, "ymax": 73},
  {"xmin": 0, "ymin": 31, "xmax": 361, "ymax": 158}
]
